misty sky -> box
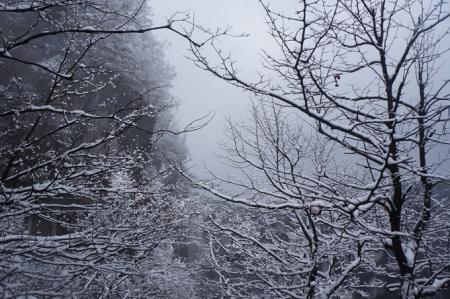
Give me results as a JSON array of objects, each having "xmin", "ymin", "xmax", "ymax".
[{"xmin": 151, "ymin": 1, "xmax": 285, "ymax": 175}]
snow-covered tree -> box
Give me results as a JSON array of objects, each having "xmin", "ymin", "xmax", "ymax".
[
  {"xmin": 184, "ymin": 102, "xmax": 368, "ymax": 298},
  {"xmin": 0, "ymin": 1, "xmax": 199, "ymax": 297},
  {"xmin": 186, "ymin": 0, "xmax": 450, "ymax": 298}
]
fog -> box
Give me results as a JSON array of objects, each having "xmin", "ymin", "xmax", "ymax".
[
  {"xmin": 2, "ymin": 1, "xmax": 449, "ymax": 297},
  {"xmin": 151, "ymin": 0, "xmax": 284, "ymax": 175},
  {"xmin": 150, "ymin": 0, "xmax": 450, "ymax": 177}
]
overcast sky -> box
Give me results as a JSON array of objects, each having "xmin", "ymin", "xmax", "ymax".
[
  {"xmin": 150, "ymin": 1, "xmax": 449, "ymax": 178},
  {"xmin": 150, "ymin": 1, "xmax": 284, "ymax": 175}
]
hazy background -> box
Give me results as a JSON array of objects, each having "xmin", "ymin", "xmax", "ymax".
[
  {"xmin": 151, "ymin": 1, "xmax": 285, "ymax": 175},
  {"xmin": 151, "ymin": 0, "xmax": 450, "ymax": 177}
]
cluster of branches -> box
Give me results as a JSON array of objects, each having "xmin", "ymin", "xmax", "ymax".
[
  {"xmin": 186, "ymin": 0, "xmax": 450, "ymax": 298},
  {"xmin": 0, "ymin": 1, "xmax": 203, "ymax": 297}
]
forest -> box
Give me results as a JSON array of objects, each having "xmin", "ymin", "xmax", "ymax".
[{"xmin": 0, "ymin": 0, "xmax": 449, "ymax": 298}]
